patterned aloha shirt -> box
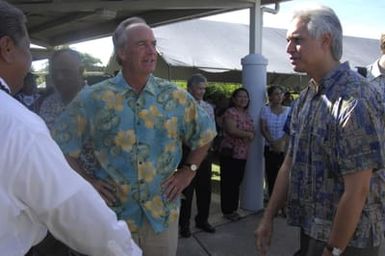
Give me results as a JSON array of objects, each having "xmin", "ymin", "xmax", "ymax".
[
  {"xmin": 53, "ymin": 72, "xmax": 216, "ymax": 234},
  {"xmin": 287, "ymin": 62, "xmax": 385, "ymax": 248}
]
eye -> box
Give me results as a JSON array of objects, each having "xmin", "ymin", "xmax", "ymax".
[{"xmin": 136, "ymin": 41, "xmax": 146, "ymax": 47}]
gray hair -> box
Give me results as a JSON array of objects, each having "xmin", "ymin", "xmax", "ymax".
[
  {"xmin": 292, "ymin": 5, "xmax": 343, "ymax": 61},
  {"xmin": 112, "ymin": 17, "xmax": 147, "ymax": 65},
  {"xmin": 187, "ymin": 73, "xmax": 207, "ymax": 88},
  {"xmin": 0, "ymin": 0, "xmax": 27, "ymax": 46}
]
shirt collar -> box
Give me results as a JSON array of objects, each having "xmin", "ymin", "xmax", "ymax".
[
  {"xmin": 309, "ymin": 62, "xmax": 349, "ymax": 94},
  {"xmin": 112, "ymin": 71, "xmax": 156, "ymax": 96},
  {"xmin": 0, "ymin": 76, "xmax": 11, "ymax": 94},
  {"xmin": 367, "ymin": 58, "xmax": 384, "ymax": 81}
]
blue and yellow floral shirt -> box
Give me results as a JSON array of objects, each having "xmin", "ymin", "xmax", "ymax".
[
  {"xmin": 53, "ymin": 73, "xmax": 216, "ymax": 234},
  {"xmin": 287, "ymin": 62, "xmax": 385, "ymax": 248}
]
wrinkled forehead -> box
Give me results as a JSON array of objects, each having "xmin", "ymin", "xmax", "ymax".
[
  {"xmin": 125, "ymin": 24, "xmax": 154, "ymax": 39},
  {"xmin": 286, "ymin": 17, "xmax": 308, "ymax": 39}
]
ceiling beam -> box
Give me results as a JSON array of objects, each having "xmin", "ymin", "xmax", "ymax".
[{"xmin": 16, "ymin": 0, "xmax": 256, "ymax": 13}]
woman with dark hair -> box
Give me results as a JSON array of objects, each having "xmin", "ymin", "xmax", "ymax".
[
  {"xmin": 260, "ymin": 85, "xmax": 290, "ymax": 199},
  {"xmin": 219, "ymin": 88, "xmax": 255, "ymax": 221}
]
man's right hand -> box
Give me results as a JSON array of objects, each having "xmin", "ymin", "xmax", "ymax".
[{"xmin": 255, "ymin": 217, "xmax": 273, "ymax": 256}]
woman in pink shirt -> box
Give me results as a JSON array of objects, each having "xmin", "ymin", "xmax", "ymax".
[{"xmin": 219, "ymin": 88, "xmax": 255, "ymax": 221}]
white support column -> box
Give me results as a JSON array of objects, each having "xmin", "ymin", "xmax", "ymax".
[{"xmin": 240, "ymin": 1, "xmax": 267, "ymax": 212}]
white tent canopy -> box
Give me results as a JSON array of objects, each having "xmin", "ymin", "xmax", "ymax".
[{"xmin": 151, "ymin": 19, "xmax": 380, "ymax": 84}]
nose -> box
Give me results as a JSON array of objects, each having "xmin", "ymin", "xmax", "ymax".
[
  {"xmin": 146, "ymin": 43, "xmax": 156, "ymax": 54},
  {"xmin": 286, "ymin": 40, "xmax": 295, "ymax": 54}
]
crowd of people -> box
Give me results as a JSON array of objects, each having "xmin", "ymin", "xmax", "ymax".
[{"xmin": 1, "ymin": 0, "xmax": 385, "ymax": 255}]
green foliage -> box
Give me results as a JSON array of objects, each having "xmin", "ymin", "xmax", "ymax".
[
  {"xmin": 172, "ymin": 80, "xmax": 240, "ymax": 107},
  {"xmin": 81, "ymin": 52, "xmax": 104, "ymax": 72},
  {"xmin": 204, "ymin": 82, "xmax": 240, "ymax": 104}
]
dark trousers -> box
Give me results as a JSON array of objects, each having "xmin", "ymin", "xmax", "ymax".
[
  {"xmin": 294, "ymin": 230, "xmax": 380, "ymax": 256},
  {"xmin": 25, "ymin": 233, "xmax": 85, "ymax": 256},
  {"xmin": 219, "ymin": 156, "xmax": 246, "ymax": 214},
  {"xmin": 179, "ymin": 154, "xmax": 213, "ymax": 228},
  {"xmin": 264, "ymin": 146, "xmax": 285, "ymax": 197}
]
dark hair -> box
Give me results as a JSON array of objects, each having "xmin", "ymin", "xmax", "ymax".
[
  {"xmin": 0, "ymin": 0, "xmax": 27, "ymax": 46},
  {"xmin": 49, "ymin": 48, "xmax": 82, "ymax": 69},
  {"xmin": 229, "ymin": 87, "xmax": 250, "ymax": 109},
  {"xmin": 112, "ymin": 17, "xmax": 147, "ymax": 65},
  {"xmin": 380, "ymin": 33, "xmax": 385, "ymax": 54},
  {"xmin": 187, "ymin": 73, "xmax": 207, "ymax": 88},
  {"xmin": 267, "ymin": 85, "xmax": 283, "ymax": 97}
]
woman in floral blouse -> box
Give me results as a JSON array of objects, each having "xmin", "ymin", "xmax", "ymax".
[{"xmin": 219, "ymin": 88, "xmax": 255, "ymax": 221}]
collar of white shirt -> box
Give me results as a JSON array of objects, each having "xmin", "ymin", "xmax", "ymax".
[{"xmin": 0, "ymin": 76, "xmax": 11, "ymax": 94}]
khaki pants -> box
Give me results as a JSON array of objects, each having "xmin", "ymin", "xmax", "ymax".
[{"xmin": 132, "ymin": 218, "xmax": 179, "ymax": 256}]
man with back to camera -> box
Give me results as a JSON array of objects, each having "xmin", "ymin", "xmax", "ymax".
[
  {"xmin": 52, "ymin": 17, "xmax": 216, "ymax": 256},
  {"xmin": 179, "ymin": 73, "xmax": 216, "ymax": 237},
  {"xmin": 0, "ymin": 1, "xmax": 141, "ymax": 255},
  {"xmin": 255, "ymin": 5, "xmax": 385, "ymax": 256}
]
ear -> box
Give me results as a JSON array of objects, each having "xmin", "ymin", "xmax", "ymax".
[
  {"xmin": 321, "ymin": 33, "xmax": 332, "ymax": 50},
  {"xmin": 79, "ymin": 66, "xmax": 85, "ymax": 75},
  {"xmin": 0, "ymin": 36, "xmax": 16, "ymax": 64},
  {"xmin": 116, "ymin": 47, "xmax": 126, "ymax": 63}
]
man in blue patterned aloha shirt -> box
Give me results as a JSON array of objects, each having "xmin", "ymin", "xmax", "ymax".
[
  {"xmin": 53, "ymin": 17, "xmax": 216, "ymax": 256},
  {"xmin": 256, "ymin": 5, "xmax": 385, "ymax": 256}
]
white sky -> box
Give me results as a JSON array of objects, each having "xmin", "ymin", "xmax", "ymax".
[{"xmin": 32, "ymin": 0, "xmax": 384, "ymax": 70}]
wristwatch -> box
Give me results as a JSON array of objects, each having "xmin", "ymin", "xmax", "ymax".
[
  {"xmin": 326, "ymin": 244, "xmax": 343, "ymax": 256},
  {"xmin": 183, "ymin": 163, "xmax": 198, "ymax": 172}
]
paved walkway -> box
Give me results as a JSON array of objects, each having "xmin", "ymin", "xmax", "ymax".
[
  {"xmin": 176, "ymin": 193, "xmax": 385, "ymax": 256},
  {"xmin": 176, "ymin": 193, "xmax": 299, "ymax": 256}
]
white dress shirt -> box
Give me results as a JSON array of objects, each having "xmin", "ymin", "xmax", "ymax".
[
  {"xmin": 0, "ymin": 85, "xmax": 141, "ymax": 256},
  {"xmin": 367, "ymin": 58, "xmax": 385, "ymax": 88}
]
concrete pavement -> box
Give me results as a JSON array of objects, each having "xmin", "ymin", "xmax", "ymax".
[
  {"xmin": 176, "ymin": 193, "xmax": 385, "ymax": 256},
  {"xmin": 176, "ymin": 193, "xmax": 299, "ymax": 256}
]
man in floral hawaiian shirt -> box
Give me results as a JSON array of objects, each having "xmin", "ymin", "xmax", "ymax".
[
  {"xmin": 255, "ymin": 5, "xmax": 385, "ymax": 256},
  {"xmin": 53, "ymin": 17, "xmax": 216, "ymax": 256}
]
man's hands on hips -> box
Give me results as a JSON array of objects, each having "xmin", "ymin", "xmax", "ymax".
[{"xmin": 162, "ymin": 167, "xmax": 196, "ymax": 202}]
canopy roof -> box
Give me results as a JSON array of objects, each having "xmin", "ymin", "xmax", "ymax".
[
  {"xmin": 9, "ymin": 0, "xmax": 289, "ymax": 47},
  {"xmin": 154, "ymin": 19, "xmax": 380, "ymax": 75}
]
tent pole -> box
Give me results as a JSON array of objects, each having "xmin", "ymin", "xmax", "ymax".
[{"xmin": 240, "ymin": 1, "xmax": 266, "ymax": 212}]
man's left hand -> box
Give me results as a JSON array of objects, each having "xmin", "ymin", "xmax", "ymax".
[{"xmin": 162, "ymin": 167, "xmax": 196, "ymax": 202}]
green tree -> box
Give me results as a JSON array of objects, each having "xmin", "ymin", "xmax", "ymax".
[{"xmin": 80, "ymin": 52, "xmax": 104, "ymax": 72}]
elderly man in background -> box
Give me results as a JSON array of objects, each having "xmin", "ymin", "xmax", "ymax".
[
  {"xmin": 39, "ymin": 49, "xmax": 85, "ymax": 129},
  {"xmin": 179, "ymin": 73, "xmax": 216, "ymax": 238},
  {"xmin": 0, "ymin": 1, "xmax": 141, "ymax": 255},
  {"xmin": 53, "ymin": 17, "xmax": 216, "ymax": 256},
  {"xmin": 255, "ymin": 5, "xmax": 385, "ymax": 256}
]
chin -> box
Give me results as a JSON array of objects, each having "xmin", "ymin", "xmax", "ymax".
[{"xmin": 293, "ymin": 66, "xmax": 305, "ymax": 73}]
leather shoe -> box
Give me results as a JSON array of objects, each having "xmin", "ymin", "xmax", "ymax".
[
  {"xmin": 180, "ymin": 227, "xmax": 191, "ymax": 238},
  {"xmin": 196, "ymin": 222, "xmax": 216, "ymax": 233}
]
